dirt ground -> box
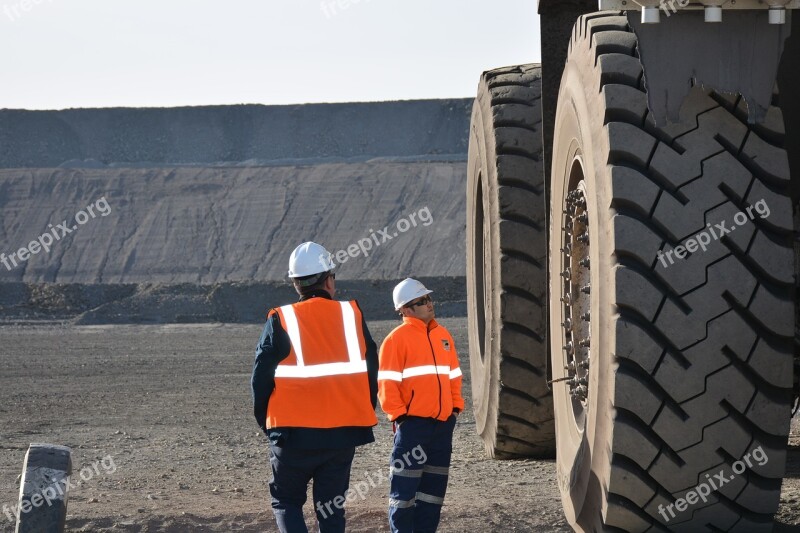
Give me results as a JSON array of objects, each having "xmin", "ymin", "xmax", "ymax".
[{"xmin": 0, "ymin": 319, "xmax": 797, "ymax": 532}]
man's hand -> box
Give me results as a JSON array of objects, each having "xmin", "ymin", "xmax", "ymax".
[{"xmin": 392, "ymin": 414, "xmax": 409, "ymax": 434}]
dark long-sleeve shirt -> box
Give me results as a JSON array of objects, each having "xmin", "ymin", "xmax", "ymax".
[{"xmin": 251, "ymin": 290, "xmax": 378, "ymax": 449}]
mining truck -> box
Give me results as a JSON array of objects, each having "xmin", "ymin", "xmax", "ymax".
[{"xmin": 466, "ymin": 0, "xmax": 800, "ymax": 530}]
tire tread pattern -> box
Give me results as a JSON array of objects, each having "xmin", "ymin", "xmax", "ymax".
[
  {"xmin": 470, "ymin": 64, "xmax": 555, "ymax": 457},
  {"xmin": 567, "ymin": 11, "xmax": 794, "ymax": 532}
]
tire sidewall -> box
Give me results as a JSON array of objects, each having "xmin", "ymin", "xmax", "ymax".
[
  {"xmin": 550, "ymin": 57, "xmax": 615, "ymax": 529},
  {"xmin": 466, "ymin": 93, "xmax": 503, "ymax": 445}
]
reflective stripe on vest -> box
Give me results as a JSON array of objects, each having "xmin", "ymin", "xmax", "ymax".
[
  {"xmin": 267, "ymin": 298, "xmax": 377, "ymax": 429},
  {"xmin": 275, "ymin": 301, "xmax": 366, "ymax": 378},
  {"xmin": 378, "ymin": 365, "xmax": 457, "ymax": 382}
]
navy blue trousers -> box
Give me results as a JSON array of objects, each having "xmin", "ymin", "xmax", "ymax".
[
  {"xmin": 269, "ymin": 445, "xmax": 355, "ymax": 533},
  {"xmin": 388, "ymin": 415, "xmax": 457, "ymax": 533}
]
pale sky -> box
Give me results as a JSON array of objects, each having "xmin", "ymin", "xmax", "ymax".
[{"xmin": 0, "ymin": 0, "xmax": 541, "ymax": 110}]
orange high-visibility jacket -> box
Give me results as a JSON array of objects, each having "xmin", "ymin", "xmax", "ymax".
[
  {"xmin": 266, "ymin": 298, "xmax": 379, "ymax": 429},
  {"xmin": 378, "ymin": 317, "xmax": 465, "ymax": 422}
]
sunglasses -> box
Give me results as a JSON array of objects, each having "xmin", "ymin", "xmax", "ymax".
[{"xmin": 406, "ymin": 295, "xmax": 432, "ymax": 308}]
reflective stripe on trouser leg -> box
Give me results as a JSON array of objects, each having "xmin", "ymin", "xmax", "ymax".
[
  {"xmin": 389, "ymin": 496, "xmax": 416, "ymax": 508},
  {"xmin": 388, "ymin": 420, "xmax": 429, "ymax": 533},
  {"xmin": 422, "ymin": 465, "xmax": 450, "ymax": 476},
  {"xmin": 415, "ymin": 492, "xmax": 445, "ymax": 505},
  {"xmin": 388, "ymin": 461, "xmax": 424, "ymax": 532},
  {"xmin": 412, "ymin": 468, "xmax": 449, "ymax": 533},
  {"xmin": 412, "ymin": 417, "xmax": 455, "ymax": 533},
  {"xmin": 391, "ymin": 466, "xmax": 424, "ymax": 478}
]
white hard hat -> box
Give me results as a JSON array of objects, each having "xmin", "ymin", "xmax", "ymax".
[
  {"xmin": 288, "ymin": 242, "xmax": 336, "ymax": 278},
  {"xmin": 393, "ymin": 278, "xmax": 433, "ymax": 310}
]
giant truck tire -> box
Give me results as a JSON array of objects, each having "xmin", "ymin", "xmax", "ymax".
[
  {"xmin": 549, "ymin": 11, "xmax": 796, "ymax": 532},
  {"xmin": 466, "ymin": 64, "xmax": 555, "ymax": 459},
  {"xmin": 16, "ymin": 444, "xmax": 72, "ymax": 533}
]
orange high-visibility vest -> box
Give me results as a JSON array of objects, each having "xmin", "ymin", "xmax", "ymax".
[{"xmin": 266, "ymin": 298, "xmax": 378, "ymax": 429}]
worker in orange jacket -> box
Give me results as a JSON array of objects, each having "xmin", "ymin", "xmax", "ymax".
[
  {"xmin": 378, "ymin": 278, "xmax": 465, "ymax": 533},
  {"xmin": 252, "ymin": 242, "xmax": 378, "ymax": 533}
]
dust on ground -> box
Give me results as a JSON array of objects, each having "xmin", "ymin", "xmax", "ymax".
[{"xmin": 0, "ymin": 319, "xmax": 797, "ymax": 532}]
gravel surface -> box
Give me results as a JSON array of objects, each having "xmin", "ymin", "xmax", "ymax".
[{"xmin": 0, "ymin": 319, "xmax": 797, "ymax": 532}]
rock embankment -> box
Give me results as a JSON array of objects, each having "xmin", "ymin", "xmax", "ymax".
[
  {"xmin": 0, "ymin": 162, "xmax": 466, "ymax": 284},
  {"xmin": 0, "ymin": 278, "xmax": 466, "ymax": 324},
  {"xmin": 0, "ymin": 100, "xmax": 471, "ymax": 168}
]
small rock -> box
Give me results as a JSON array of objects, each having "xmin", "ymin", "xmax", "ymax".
[
  {"xmin": 233, "ymin": 487, "xmax": 244, "ymax": 493},
  {"xmin": 15, "ymin": 474, "xmax": 21, "ymax": 485},
  {"xmin": 88, "ymin": 498, "xmax": 99, "ymax": 504},
  {"xmin": 212, "ymin": 487, "xmax": 219, "ymax": 493}
]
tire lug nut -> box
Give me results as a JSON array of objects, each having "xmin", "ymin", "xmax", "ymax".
[
  {"xmin": 577, "ymin": 232, "xmax": 589, "ymax": 243},
  {"xmin": 562, "ymin": 318, "xmax": 572, "ymax": 330},
  {"xmin": 581, "ymin": 312, "xmax": 590, "ymax": 321},
  {"xmin": 580, "ymin": 284, "xmax": 591, "ymax": 294},
  {"xmin": 561, "ymin": 269, "xmax": 571, "ymax": 280},
  {"xmin": 579, "ymin": 337, "xmax": 591, "ymax": 347},
  {"xmin": 579, "ymin": 257, "xmax": 590, "ymax": 268}
]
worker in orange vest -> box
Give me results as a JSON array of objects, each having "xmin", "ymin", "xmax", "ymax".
[
  {"xmin": 378, "ymin": 278, "xmax": 465, "ymax": 533},
  {"xmin": 251, "ymin": 242, "xmax": 379, "ymax": 533}
]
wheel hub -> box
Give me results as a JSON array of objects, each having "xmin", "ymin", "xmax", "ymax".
[{"xmin": 559, "ymin": 187, "xmax": 592, "ymax": 422}]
